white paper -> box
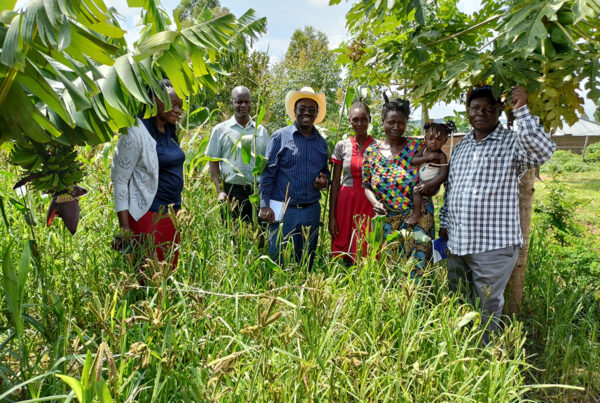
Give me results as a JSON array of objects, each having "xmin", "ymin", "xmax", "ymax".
[{"xmin": 269, "ymin": 199, "xmax": 289, "ymax": 222}]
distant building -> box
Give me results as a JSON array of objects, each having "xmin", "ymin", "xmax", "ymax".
[{"xmin": 551, "ymin": 118, "xmax": 600, "ymax": 156}]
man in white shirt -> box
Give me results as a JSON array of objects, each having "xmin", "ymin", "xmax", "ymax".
[{"xmin": 206, "ymin": 86, "xmax": 269, "ymax": 222}]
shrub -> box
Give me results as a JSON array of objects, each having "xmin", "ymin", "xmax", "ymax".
[
  {"xmin": 585, "ymin": 142, "xmax": 600, "ymax": 163},
  {"xmin": 533, "ymin": 177, "xmax": 584, "ymax": 240},
  {"xmin": 541, "ymin": 150, "xmax": 594, "ymax": 174}
]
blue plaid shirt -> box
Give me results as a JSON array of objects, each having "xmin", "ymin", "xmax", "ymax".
[
  {"xmin": 439, "ymin": 105, "xmax": 556, "ymax": 255},
  {"xmin": 260, "ymin": 123, "xmax": 330, "ymax": 208}
]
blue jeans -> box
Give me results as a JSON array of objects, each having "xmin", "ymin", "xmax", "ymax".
[{"xmin": 268, "ymin": 203, "xmax": 320, "ymax": 269}]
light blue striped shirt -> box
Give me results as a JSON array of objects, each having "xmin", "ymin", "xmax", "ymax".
[{"xmin": 260, "ymin": 123, "xmax": 330, "ymax": 208}]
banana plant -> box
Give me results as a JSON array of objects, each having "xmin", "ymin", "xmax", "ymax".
[{"xmin": 0, "ymin": 0, "xmax": 266, "ymax": 233}]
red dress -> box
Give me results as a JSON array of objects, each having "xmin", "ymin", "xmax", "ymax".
[{"xmin": 330, "ymin": 136, "xmax": 376, "ymax": 261}]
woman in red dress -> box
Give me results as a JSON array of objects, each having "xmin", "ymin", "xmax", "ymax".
[{"xmin": 329, "ymin": 102, "xmax": 377, "ymax": 263}]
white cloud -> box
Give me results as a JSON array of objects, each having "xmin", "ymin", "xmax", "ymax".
[{"xmin": 307, "ymin": 0, "xmax": 331, "ymax": 8}]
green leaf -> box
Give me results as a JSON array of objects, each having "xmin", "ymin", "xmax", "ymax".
[
  {"xmin": 95, "ymin": 378, "xmax": 114, "ymax": 403},
  {"xmin": 98, "ymin": 65, "xmax": 130, "ymax": 116},
  {"xmin": 253, "ymin": 154, "xmax": 268, "ymax": 176},
  {"xmin": 89, "ymin": 21, "xmax": 126, "ymax": 38},
  {"xmin": 240, "ymin": 134, "xmax": 252, "ymax": 164},
  {"xmin": 2, "ymin": 243, "xmax": 24, "ymax": 338},
  {"xmin": 127, "ymin": 0, "xmax": 145, "ymax": 7},
  {"xmin": 17, "ymin": 60, "xmax": 73, "ymax": 125},
  {"xmin": 134, "ymin": 30, "xmax": 176, "ymax": 60},
  {"xmin": 114, "ymin": 55, "xmax": 152, "ymax": 104},
  {"xmin": 81, "ymin": 350, "xmax": 93, "ymax": 387},
  {"xmin": 56, "ymin": 374, "xmax": 84, "ymax": 403},
  {"xmin": 68, "ymin": 24, "xmax": 118, "ymax": 66},
  {"xmin": 0, "ymin": 0, "xmax": 17, "ymax": 11},
  {"xmin": 456, "ymin": 311, "xmax": 479, "ymax": 328},
  {"xmin": 1, "ymin": 14, "xmax": 25, "ymax": 69},
  {"xmin": 255, "ymin": 103, "xmax": 266, "ymax": 128}
]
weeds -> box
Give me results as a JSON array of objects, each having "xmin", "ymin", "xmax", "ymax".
[{"xmin": 0, "ymin": 140, "xmax": 598, "ymax": 401}]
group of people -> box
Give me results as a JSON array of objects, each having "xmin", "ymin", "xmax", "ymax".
[{"xmin": 111, "ymin": 81, "xmax": 556, "ymax": 341}]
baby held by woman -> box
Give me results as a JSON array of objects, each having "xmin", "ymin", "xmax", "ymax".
[{"xmin": 405, "ymin": 121, "xmax": 455, "ymax": 225}]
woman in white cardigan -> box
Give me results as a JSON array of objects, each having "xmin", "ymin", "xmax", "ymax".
[{"xmin": 111, "ymin": 79, "xmax": 184, "ymax": 270}]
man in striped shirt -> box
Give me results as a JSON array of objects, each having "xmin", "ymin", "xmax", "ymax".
[
  {"xmin": 439, "ymin": 85, "xmax": 555, "ymax": 341},
  {"xmin": 259, "ymin": 87, "xmax": 330, "ymax": 268}
]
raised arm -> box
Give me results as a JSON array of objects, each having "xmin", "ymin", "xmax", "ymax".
[{"xmin": 510, "ymin": 86, "xmax": 556, "ymax": 169}]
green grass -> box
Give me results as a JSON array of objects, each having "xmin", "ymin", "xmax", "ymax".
[{"xmin": 0, "ymin": 140, "xmax": 599, "ymax": 401}]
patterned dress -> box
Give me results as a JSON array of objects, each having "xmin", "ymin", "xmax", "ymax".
[
  {"xmin": 330, "ymin": 136, "xmax": 376, "ymax": 261},
  {"xmin": 362, "ymin": 138, "xmax": 435, "ymax": 271}
]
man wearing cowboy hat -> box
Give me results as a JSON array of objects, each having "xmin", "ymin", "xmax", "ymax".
[{"xmin": 259, "ymin": 86, "xmax": 330, "ymax": 268}]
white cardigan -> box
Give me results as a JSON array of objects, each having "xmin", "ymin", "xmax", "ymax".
[{"xmin": 111, "ymin": 119, "xmax": 159, "ymax": 221}]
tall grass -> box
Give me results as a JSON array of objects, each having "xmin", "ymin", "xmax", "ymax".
[{"xmin": 0, "ymin": 135, "xmax": 598, "ymax": 401}]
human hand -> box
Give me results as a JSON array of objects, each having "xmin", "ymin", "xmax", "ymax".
[
  {"xmin": 112, "ymin": 228, "xmax": 133, "ymax": 252},
  {"xmin": 328, "ymin": 217, "xmax": 338, "ymax": 238},
  {"xmin": 510, "ymin": 86, "xmax": 528, "ymax": 110},
  {"xmin": 259, "ymin": 207, "xmax": 275, "ymax": 224},
  {"xmin": 439, "ymin": 227, "xmax": 448, "ymax": 241},
  {"xmin": 415, "ymin": 181, "xmax": 438, "ymax": 195},
  {"xmin": 372, "ymin": 201, "xmax": 386, "ymax": 215},
  {"xmin": 313, "ymin": 173, "xmax": 328, "ymax": 190},
  {"xmin": 218, "ymin": 191, "xmax": 228, "ymax": 203}
]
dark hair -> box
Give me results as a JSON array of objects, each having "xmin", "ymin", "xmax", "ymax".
[
  {"xmin": 423, "ymin": 120, "xmax": 456, "ymax": 137},
  {"xmin": 381, "ymin": 92, "xmax": 410, "ymax": 120},
  {"xmin": 467, "ymin": 85, "xmax": 500, "ymax": 106},
  {"xmin": 349, "ymin": 100, "xmax": 370, "ymax": 116}
]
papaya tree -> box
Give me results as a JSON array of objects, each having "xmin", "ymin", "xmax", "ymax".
[
  {"xmin": 0, "ymin": 0, "xmax": 265, "ymax": 232},
  {"xmin": 334, "ymin": 0, "xmax": 600, "ymax": 313}
]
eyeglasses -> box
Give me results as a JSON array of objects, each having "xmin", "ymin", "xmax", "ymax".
[{"xmin": 296, "ymin": 106, "xmax": 318, "ymax": 116}]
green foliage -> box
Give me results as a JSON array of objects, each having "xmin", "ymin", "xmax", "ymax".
[
  {"xmin": 3, "ymin": 136, "xmax": 598, "ymax": 401},
  {"xmin": 533, "ymin": 177, "xmax": 583, "ymax": 238},
  {"xmin": 337, "ymin": 0, "xmax": 600, "ymax": 133},
  {"xmin": 586, "ymin": 142, "xmax": 600, "ymax": 162},
  {"xmin": 541, "ymin": 149, "xmax": 595, "ymax": 174},
  {"xmin": 265, "ymin": 26, "xmax": 342, "ymax": 131},
  {"xmin": 0, "ymin": 0, "xmax": 266, "ymax": 195}
]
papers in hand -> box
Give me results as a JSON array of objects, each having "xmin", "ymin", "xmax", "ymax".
[
  {"xmin": 432, "ymin": 237, "xmax": 448, "ymax": 263},
  {"xmin": 269, "ymin": 199, "xmax": 289, "ymax": 222}
]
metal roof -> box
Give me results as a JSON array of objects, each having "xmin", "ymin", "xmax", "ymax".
[{"xmin": 553, "ymin": 118, "xmax": 600, "ymax": 137}]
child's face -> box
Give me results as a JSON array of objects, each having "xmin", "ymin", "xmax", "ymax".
[{"xmin": 425, "ymin": 130, "xmax": 447, "ymax": 152}]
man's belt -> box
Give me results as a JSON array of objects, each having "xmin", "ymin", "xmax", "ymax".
[{"xmin": 288, "ymin": 202, "xmax": 317, "ymax": 209}]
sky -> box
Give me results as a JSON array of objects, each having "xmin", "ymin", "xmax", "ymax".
[{"xmin": 15, "ymin": 0, "xmax": 598, "ymax": 118}]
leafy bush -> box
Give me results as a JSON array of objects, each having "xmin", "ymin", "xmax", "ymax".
[
  {"xmin": 541, "ymin": 150, "xmax": 594, "ymax": 174},
  {"xmin": 585, "ymin": 142, "xmax": 600, "ymax": 163},
  {"xmin": 533, "ymin": 177, "xmax": 584, "ymax": 240}
]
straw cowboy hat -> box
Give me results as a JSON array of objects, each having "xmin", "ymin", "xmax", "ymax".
[{"xmin": 284, "ymin": 86, "xmax": 327, "ymax": 125}]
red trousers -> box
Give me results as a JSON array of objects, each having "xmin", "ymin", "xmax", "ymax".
[{"xmin": 129, "ymin": 211, "xmax": 179, "ymax": 270}]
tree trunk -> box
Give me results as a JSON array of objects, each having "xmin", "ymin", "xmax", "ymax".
[{"xmin": 505, "ymin": 169, "xmax": 536, "ymax": 315}]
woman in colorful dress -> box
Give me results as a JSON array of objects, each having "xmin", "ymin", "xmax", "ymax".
[
  {"xmin": 329, "ymin": 102, "xmax": 376, "ymax": 263},
  {"xmin": 111, "ymin": 79, "xmax": 184, "ymax": 271},
  {"xmin": 362, "ymin": 97, "xmax": 435, "ymax": 273}
]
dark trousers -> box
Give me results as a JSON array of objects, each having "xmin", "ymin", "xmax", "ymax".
[
  {"xmin": 268, "ymin": 203, "xmax": 320, "ymax": 269},
  {"xmin": 222, "ymin": 183, "xmax": 254, "ymax": 222}
]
